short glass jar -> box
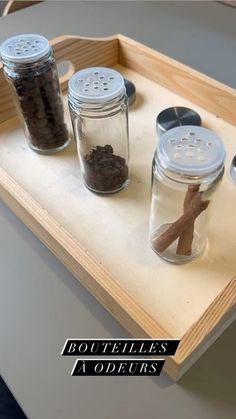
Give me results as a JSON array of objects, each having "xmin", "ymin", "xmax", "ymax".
[
  {"xmin": 0, "ymin": 34, "xmax": 69, "ymax": 154},
  {"xmin": 68, "ymin": 67, "xmax": 130, "ymax": 194},
  {"xmin": 149, "ymin": 126, "xmax": 226, "ymax": 263}
]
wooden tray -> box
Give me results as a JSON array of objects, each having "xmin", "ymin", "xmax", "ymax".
[{"xmin": 0, "ymin": 35, "xmax": 235, "ymax": 381}]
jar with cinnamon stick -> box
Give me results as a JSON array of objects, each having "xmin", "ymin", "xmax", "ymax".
[{"xmin": 149, "ymin": 126, "xmax": 226, "ymax": 263}]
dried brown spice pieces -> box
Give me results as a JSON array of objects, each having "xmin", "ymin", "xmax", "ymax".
[
  {"xmin": 12, "ymin": 63, "xmax": 68, "ymax": 152},
  {"xmin": 83, "ymin": 145, "xmax": 129, "ymax": 193}
]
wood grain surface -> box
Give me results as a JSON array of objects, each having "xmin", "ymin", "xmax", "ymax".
[{"xmin": 0, "ymin": 35, "xmax": 235, "ymax": 380}]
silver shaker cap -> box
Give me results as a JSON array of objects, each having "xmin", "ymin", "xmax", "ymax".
[
  {"xmin": 68, "ymin": 67, "xmax": 125, "ymax": 104},
  {"xmin": 158, "ymin": 126, "xmax": 225, "ymax": 177},
  {"xmin": 0, "ymin": 34, "xmax": 50, "ymax": 63}
]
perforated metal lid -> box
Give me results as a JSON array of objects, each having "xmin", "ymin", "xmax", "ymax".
[
  {"xmin": 0, "ymin": 34, "xmax": 50, "ymax": 63},
  {"xmin": 158, "ymin": 126, "xmax": 225, "ymax": 176},
  {"xmin": 68, "ymin": 67, "xmax": 125, "ymax": 103}
]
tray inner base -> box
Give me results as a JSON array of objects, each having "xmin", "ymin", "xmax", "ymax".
[{"xmin": 0, "ymin": 64, "xmax": 235, "ymax": 339}]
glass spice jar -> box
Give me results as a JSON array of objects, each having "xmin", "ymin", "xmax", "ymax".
[
  {"xmin": 149, "ymin": 126, "xmax": 226, "ymax": 264},
  {"xmin": 0, "ymin": 34, "xmax": 69, "ymax": 154},
  {"xmin": 68, "ymin": 67, "xmax": 130, "ymax": 194}
]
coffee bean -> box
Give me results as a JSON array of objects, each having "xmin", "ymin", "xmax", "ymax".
[
  {"xmin": 104, "ymin": 144, "xmax": 113, "ymax": 153},
  {"xmin": 36, "ymin": 111, "xmax": 45, "ymax": 119},
  {"xmin": 22, "ymin": 80, "xmax": 34, "ymax": 89},
  {"xmin": 9, "ymin": 59, "xmax": 68, "ymax": 152}
]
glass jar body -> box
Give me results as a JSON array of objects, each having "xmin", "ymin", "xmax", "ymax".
[
  {"xmin": 2, "ymin": 50, "xmax": 69, "ymax": 154},
  {"xmin": 149, "ymin": 156, "xmax": 224, "ymax": 263},
  {"xmin": 69, "ymin": 94, "xmax": 130, "ymax": 194}
]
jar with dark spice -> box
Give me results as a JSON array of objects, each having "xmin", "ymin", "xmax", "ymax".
[
  {"xmin": 150, "ymin": 126, "xmax": 226, "ymax": 264},
  {"xmin": 68, "ymin": 67, "xmax": 130, "ymax": 194},
  {"xmin": 0, "ymin": 34, "xmax": 69, "ymax": 154}
]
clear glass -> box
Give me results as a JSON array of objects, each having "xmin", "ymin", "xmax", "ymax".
[
  {"xmin": 149, "ymin": 154, "xmax": 224, "ymax": 264},
  {"xmin": 69, "ymin": 92, "xmax": 130, "ymax": 194},
  {"xmin": 2, "ymin": 50, "xmax": 69, "ymax": 154}
]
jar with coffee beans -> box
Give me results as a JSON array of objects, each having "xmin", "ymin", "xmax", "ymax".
[
  {"xmin": 0, "ymin": 34, "xmax": 69, "ymax": 154},
  {"xmin": 68, "ymin": 67, "xmax": 130, "ymax": 194}
]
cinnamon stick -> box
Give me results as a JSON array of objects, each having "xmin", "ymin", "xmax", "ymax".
[
  {"xmin": 152, "ymin": 192, "xmax": 209, "ymax": 253},
  {"xmin": 177, "ymin": 185, "xmax": 200, "ymax": 256}
]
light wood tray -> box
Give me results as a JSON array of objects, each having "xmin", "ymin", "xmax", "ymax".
[{"xmin": 0, "ymin": 35, "xmax": 235, "ymax": 381}]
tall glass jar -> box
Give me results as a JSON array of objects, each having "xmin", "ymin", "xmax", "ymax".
[
  {"xmin": 68, "ymin": 67, "xmax": 130, "ymax": 194},
  {"xmin": 0, "ymin": 34, "xmax": 69, "ymax": 154},
  {"xmin": 149, "ymin": 126, "xmax": 226, "ymax": 264}
]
